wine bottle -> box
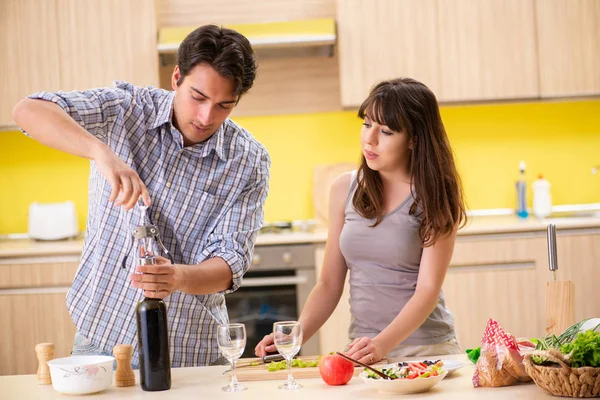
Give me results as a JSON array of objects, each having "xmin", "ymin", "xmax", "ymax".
[
  {"xmin": 133, "ymin": 201, "xmax": 172, "ymax": 391},
  {"xmin": 136, "ymin": 297, "xmax": 171, "ymax": 391}
]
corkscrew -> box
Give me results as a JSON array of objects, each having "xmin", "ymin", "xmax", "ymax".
[{"xmin": 132, "ymin": 199, "xmax": 174, "ymax": 265}]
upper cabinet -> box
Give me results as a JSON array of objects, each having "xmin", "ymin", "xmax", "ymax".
[
  {"xmin": 337, "ymin": 0, "xmax": 599, "ymax": 107},
  {"xmin": 56, "ymin": 0, "xmax": 159, "ymax": 91},
  {"xmin": 0, "ymin": 0, "xmax": 158, "ymax": 127},
  {"xmin": 436, "ymin": 0, "xmax": 539, "ymax": 102},
  {"xmin": 0, "ymin": 0, "xmax": 62, "ymax": 126},
  {"xmin": 535, "ymin": 0, "xmax": 600, "ymax": 97},
  {"xmin": 336, "ymin": 0, "xmax": 441, "ymax": 107}
]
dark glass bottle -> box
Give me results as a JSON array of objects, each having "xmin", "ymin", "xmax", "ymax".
[
  {"xmin": 136, "ymin": 297, "xmax": 171, "ymax": 391},
  {"xmin": 132, "ymin": 202, "xmax": 173, "ymax": 391}
]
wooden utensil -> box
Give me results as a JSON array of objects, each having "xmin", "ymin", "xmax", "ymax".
[
  {"xmin": 35, "ymin": 343, "xmax": 54, "ymax": 385},
  {"xmin": 545, "ymin": 224, "xmax": 575, "ymax": 335},
  {"xmin": 113, "ymin": 344, "xmax": 136, "ymax": 387},
  {"xmin": 335, "ymin": 352, "xmax": 392, "ymax": 380}
]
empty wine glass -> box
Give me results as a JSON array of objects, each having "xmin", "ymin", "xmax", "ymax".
[
  {"xmin": 273, "ymin": 321, "xmax": 303, "ymax": 390},
  {"xmin": 217, "ymin": 323, "xmax": 247, "ymax": 392}
]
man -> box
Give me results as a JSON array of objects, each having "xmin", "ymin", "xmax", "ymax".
[{"xmin": 12, "ymin": 25, "xmax": 269, "ymax": 367}]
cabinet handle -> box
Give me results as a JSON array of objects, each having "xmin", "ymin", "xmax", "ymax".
[
  {"xmin": 0, "ymin": 286, "xmax": 70, "ymax": 295},
  {"xmin": 241, "ymin": 276, "xmax": 307, "ymax": 287},
  {"xmin": 0, "ymin": 255, "xmax": 80, "ymax": 265},
  {"xmin": 448, "ymin": 261, "xmax": 535, "ymax": 272}
]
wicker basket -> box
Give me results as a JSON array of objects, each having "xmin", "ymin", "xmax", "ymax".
[{"xmin": 523, "ymin": 349, "xmax": 600, "ymax": 398}]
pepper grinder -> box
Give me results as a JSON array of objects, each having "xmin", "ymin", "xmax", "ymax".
[
  {"xmin": 35, "ymin": 343, "xmax": 54, "ymax": 385},
  {"xmin": 113, "ymin": 344, "xmax": 136, "ymax": 387}
]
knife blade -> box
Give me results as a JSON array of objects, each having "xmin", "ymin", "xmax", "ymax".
[{"xmin": 222, "ymin": 353, "xmax": 286, "ymax": 373}]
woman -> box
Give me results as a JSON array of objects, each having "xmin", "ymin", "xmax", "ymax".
[{"xmin": 255, "ymin": 78, "xmax": 466, "ymax": 364}]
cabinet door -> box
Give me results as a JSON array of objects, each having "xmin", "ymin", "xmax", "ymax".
[
  {"xmin": 443, "ymin": 234, "xmax": 547, "ymax": 349},
  {"xmin": 336, "ymin": 0, "xmax": 440, "ymax": 107},
  {"xmin": 436, "ymin": 0, "xmax": 539, "ymax": 101},
  {"xmin": 56, "ymin": 0, "xmax": 159, "ymax": 91},
  {"xmin": 554, "ymin": 231, "xmax": 600, "ymax": 322},
  {"xmin": 0, "ymin": 0, "xmax": 62, "ymax": 126},
  {"xmin": 0, "ymin": 291, "xmax": 76, "ymax": 375},
  {"xmin": 535, "ymin": 0, "xmax": 600, "ymax": 97}
]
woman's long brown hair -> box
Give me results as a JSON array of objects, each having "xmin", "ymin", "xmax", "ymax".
[{"xmin": 353, "ymin": 78, "xmax": 466, "ymax": 246}]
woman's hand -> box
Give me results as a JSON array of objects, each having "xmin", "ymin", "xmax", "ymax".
[
  {"xmin": 345, "ymin": 336, "xmax": 386, "ymax": 365},
  {"xmin": 254, "ymin": 333, "xmax": 276, "ymax": 358},
  {"xmin": 130, "ymin": 255, "xmax": 179, "ymax": 299}
]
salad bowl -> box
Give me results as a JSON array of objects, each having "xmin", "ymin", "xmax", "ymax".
[{"xmin": 360, "ymin": 361, "xmax": 448, "ymax": 394}]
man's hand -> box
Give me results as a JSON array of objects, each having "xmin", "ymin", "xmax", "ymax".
[
  {"xmin": 94, "ymin": 145, "xmax": 151, "ymax": 210},
  {"xmin": 130, "ymin": 255, "xmax": 180, "ymax": 299}
]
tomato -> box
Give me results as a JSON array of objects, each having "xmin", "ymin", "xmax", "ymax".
[{"xmin": 318, "ymin": 354, "xmax": 355, "ymax": 386}]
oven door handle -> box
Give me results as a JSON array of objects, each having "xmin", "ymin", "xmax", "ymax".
[{"xmin": 241, "ymin": 276, "xmax": 308, "ymax": 287}]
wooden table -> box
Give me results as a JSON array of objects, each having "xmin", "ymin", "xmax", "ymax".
[{"xmin": 0, "ymin": 354, "xmax": 557, "ymax": 399}]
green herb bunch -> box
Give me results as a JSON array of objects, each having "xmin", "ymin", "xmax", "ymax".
[{"xmin": 532, "ymin": 319, "xmax": 600, "ymax": 367}]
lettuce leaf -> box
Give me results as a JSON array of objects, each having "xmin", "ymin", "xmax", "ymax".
[{"xmin": 560, "ymin": 330, "xmax": 600, "ymax": 368}]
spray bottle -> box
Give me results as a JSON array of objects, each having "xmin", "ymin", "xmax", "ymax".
[{"xmin": 516, "ymin": 161, "xmax": 529, "ymax": 219}]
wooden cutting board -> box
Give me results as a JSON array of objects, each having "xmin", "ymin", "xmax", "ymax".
[
  {"xmin": 313, "ymin": 163, "xmax": 356, "ymax": 229},
  {"xmin": 234, "ymin": 356, "xmax": 386, "ymax": 382}
]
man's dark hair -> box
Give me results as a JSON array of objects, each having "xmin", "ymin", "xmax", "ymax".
[{"xmin": 177, "ymin": 25, "xmax": 257, "ymax": 97}]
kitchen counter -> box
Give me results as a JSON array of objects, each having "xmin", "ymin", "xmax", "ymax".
[
  {"xmin": 0, "ymin": 354, "xmax": 557, "ymax": 399},
  {"xmin": 1, "ymin": 214, "xmax": 600, "ymax": 258},
  {"xmin": 459, "ymin": 214, "xmax": 600, "ymax": 236}
]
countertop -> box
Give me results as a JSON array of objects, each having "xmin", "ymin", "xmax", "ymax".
[
  {"xmin": 1, "ymin": 214, "xmax": 600, "ymax": 259},
  {"xmin": 0, "ymin": 354, "xmax": 557, "ymax": 399}
]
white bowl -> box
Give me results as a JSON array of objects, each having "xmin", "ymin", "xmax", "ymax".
[
  {"xmin": 360, "ymin": 367, "xmax": 448, "ymax": 394},
  {"xmin": 47, "ymin": 355, "xmax": 114, "ymax": 395}
]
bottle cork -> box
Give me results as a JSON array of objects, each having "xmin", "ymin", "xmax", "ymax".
[
  {"xmin": 113, "ymin": 344, "xmax": 136, "ymax": 387},
  {"xmin": 35, "ymin": 343, "xmax": 54, "ymax": 385}
]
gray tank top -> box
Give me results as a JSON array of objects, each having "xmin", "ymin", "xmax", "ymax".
[{"xmin": 339, "ymin": 171, "xmax": 456, "ymax": 346}]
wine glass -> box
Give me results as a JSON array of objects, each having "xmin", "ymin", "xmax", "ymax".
[
  {"xmin": 273, "ymin": 321, "xmax": 303, "ymax": 390},
  {"xmin": 217, "ymin": 323, "xmax": 247, "ymax": 392}
]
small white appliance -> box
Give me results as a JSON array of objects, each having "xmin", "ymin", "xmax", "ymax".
[{"xmin": 28, "ymin": 201, "xmax": 79, "ymax": 240}]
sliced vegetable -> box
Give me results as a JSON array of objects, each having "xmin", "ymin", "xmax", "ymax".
[{"xmin": 364, "ymin": 360, "xmax": 444, "ymax": 380}]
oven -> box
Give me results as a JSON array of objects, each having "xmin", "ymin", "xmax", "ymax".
[{"xmin": 225, "ymin": 243, "xmax": 320, "ymax": 358}]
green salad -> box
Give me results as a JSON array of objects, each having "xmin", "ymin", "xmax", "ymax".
[{"xmin": 365, "ymin": 360, "xmax": 444, "ymax": 380}]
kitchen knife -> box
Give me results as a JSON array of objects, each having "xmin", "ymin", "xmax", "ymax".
[
  {"xmin": 224, "ymin": 353, "xmax": 286, "ymax": 372},
  {"xmin": 547, "ymin": 223, "xmax": 558, "ymax": 281}
]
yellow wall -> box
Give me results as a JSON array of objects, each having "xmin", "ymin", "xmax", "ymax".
[{"xmin": 1, "ymin": 99, "xmax": 599, "ymax": 234}]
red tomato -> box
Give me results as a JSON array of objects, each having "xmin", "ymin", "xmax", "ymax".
[{"xmin": 318, "ymin": 355, "xmax": 355, "ymax": 386}]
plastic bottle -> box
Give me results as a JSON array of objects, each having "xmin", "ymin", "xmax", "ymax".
[
  {"xmin": 516, "ymin": 161, "xmax": 529, "ymax": 219},
  {"xmin": 532, "ymin": 174, "xmax": 552, "ymax": 219}
]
